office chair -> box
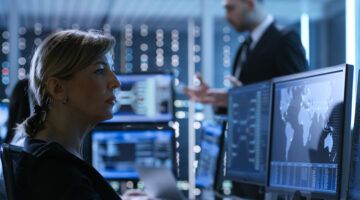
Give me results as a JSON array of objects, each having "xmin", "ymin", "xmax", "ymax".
[{"xmin": 0, "ymin": 143, "xmax": 24, "ymax": 200}]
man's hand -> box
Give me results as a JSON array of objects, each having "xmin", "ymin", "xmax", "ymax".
[
  {"xmin": 204, "ymin": 88, "xmax": 228, "ymax": 107},
  {"xmin": 183, "ymin": 74, "xmax": 233, "ymax": 107},
  {"xmin": 183, "ymin": 74, "xmax": 210, "ymax": 103}
]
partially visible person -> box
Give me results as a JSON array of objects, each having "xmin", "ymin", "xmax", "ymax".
[
  {"xmin": 4, "ymin": 78, "xmax": 31, "ymax": 145},
  {"xmin": 0, "ymin": 78, "xmax": 31, "ymax": 199},
  {"xmin": 185, "ymin": 0, "xmax": 308, "ymax": 108},
  {"xmin": 12, "ymin": 30, "xmax": 153, "ymax": 200}
]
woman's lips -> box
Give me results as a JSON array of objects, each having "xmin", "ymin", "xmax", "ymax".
[{"xmin": 106, "ymin": 96, "xmax": 116, "ymax": 105}]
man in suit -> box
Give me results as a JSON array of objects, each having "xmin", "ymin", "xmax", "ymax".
[
  {"xmin": 184, "ymin": 0, "xmax": 308, "ymax": 108},
  {"xmin": 184, "ymin": 0, "xmax": 308, "ymax": 198}
]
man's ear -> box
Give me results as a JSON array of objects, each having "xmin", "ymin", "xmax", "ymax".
[{"xmin": 46, "ymin": 77, "xmax": 67, "ymax": 102}]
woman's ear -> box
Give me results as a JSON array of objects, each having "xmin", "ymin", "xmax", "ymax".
[{"xmin": 46, "ymin": 77, "xmax": 67, "ymax": 102}]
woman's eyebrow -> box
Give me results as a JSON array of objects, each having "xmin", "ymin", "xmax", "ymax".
[{"xmin": 93, "ymin": 59, "xmax": 108, "ymax": 65}]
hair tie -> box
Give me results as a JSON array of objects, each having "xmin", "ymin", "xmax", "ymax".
[{"xmin": 34, "ymin": 105, "xmax": 43, "ymax": 114}]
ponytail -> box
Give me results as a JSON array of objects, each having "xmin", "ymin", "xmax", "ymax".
[{"xmin": 18, "ymin": 97, "xmax": 50, "ymax": 138}]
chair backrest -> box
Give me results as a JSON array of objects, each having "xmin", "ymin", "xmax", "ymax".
[{"xmin": 0, "ymin": 143, "xmax": 23, "ymax": 200}]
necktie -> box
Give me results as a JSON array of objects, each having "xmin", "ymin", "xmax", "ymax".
[
  {"xmin": 234, "ymin": 35, "xmax": 252, "ymax": 79},
  {"xmin": 243, "ymin": 35, "xmax": 252, "ymax": 60}
]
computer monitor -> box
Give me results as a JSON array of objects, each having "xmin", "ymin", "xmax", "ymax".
[
  {"xmin": 107, "ymin": 73, "xmax": 174, "ymax": 123},
  {"xmin": 268, "ymin": 64, "xmax": 355, "ymax": 199},
  {"xmin": 346, "ymin": 68, "xmax": 360, "ymax": 199},
  {"xmin": 196, "ymin": 121, "xmax": 223, "ymax": 188},
  {"xmin": 225, "ymin": 81, "xmax": 272, "ymax": 186},
  {"xmin": 91, "ymin": 127, "xmax": 175, "ymax": 180},
  {"xmin": 0, "ymin": 102, "xmax": 9, "ymax": 140}
]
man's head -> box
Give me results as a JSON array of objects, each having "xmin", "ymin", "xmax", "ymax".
[{"xmin": 223, "ymin": 0, "xmax": 264, "ymax": 32}]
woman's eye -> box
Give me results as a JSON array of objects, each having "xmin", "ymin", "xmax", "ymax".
[{"xmin": 94, "ymin": 64, "xmax": 105, "ymax": 75}]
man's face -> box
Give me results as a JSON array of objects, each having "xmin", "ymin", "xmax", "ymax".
[{"xmin": 223, "ymin": 0, "xmax": 251, "ymax": 32}]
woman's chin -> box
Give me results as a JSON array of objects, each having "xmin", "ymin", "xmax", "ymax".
[
  {"xmin": 103, "ymin": 112, "xmax": 114, "ymax": 121},
  {"xmin": 94, "ymin": 113, "xmax": 114, "ymax": 123}
]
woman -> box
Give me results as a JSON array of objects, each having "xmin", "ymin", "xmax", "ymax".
[{"xmin": 14, "ymin": 30, "xmax": 144, "ymax": 199}]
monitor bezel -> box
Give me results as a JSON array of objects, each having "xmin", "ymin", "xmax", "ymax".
[
  {"xmin": 87, "ymin": 124, "xmax": 177, "ymax": 181},
  {"xmin": 225, "ymin": 80, "xmax": 273, "ymax": 186},
  {"xmin": 103, "ymin": 71, "xmax": 175, "ymax": 125},
  {"xmin": 267, "ymin": 64, "xmax": 355, "ymax": 199},
  {"xmin": 212, "ymin": 120, "xmax": 228, "ymax": 192},
  {"xmin": 343, "ymin": 66, "xmax": 360, "ymax": 199}
]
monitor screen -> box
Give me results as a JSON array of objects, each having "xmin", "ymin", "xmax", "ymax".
[
  {"xmin": 108, "ymin": 73, "xmax": 173, "ymax": 123},
  {"xmin": 91, "ymin": 128, "xmax": 174, "ymax": 179},
  {"xmin": 196, "ymin": 121, "xmax": 223, "ymax": 188},
  {"xmin": 225, "ymin": 81, "xmax": 271, "ymax": 185},
  {"xmin": 269, "ymin": 69, "xmax": 346, "ymax": 196},
  {"xmin": 0, "ymin": 102, "xmax": 9, "ymax": 140}
]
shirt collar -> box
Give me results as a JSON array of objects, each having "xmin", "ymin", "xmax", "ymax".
[{"xmin": 249, "ymin": 15, "xmax": 274, "ymax": 49}]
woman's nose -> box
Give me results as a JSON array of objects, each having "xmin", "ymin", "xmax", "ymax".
[{"xmin": 109, "ymin": 71, "xmax": 121, "ymax": 89}]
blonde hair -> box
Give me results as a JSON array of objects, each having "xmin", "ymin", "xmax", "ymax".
[{"xmin": 22, "ymin": 29, "xmax": 115, "ymax": 137}]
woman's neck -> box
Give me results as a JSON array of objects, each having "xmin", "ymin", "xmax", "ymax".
[{"xmin": 34, "ymin": 107, "xmax": 95, "ymax": 158}]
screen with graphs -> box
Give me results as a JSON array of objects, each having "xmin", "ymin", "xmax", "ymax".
[
  {"xmin": 196, "ymin": 121, "xmax": 223, "ymax": 188},
  {"xmin": 91, "ymin": 129, "xmax": 174, "ymax": 179},
  {"xmin": 107, "ymin": 73, "xmax": 173, "ymax": 123},
  {"xmin": 269, "ymin": 71, "xmax": 345, "ymax": 194},
  {"xmin": 226, "ymin": 81, "xmax": 271, "ymax": 185},
  {"xmin": 0, "ymin": 102, "xmax": 9, "ymax": 140}
]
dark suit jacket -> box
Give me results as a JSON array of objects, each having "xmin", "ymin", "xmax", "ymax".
[
  {"xmin": 227, "ymin": 23, "xmax": 308, "ymax": 199},
  {"xmin": 15, "ymin": 138, "xmax": 121, "ymax": 200},
  {"xmin": 216, "ymin": 22, "xmax": 308, "ymax": 116},
  {"xmin": 233, "ymin": 22, "xmax": 308, "ymax": 84}
]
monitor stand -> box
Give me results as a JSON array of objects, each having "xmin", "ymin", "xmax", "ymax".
[
  {"xmin": 292, "ymin": 191, "xmax": 307, "ymax": 200},
  {"xmin": 291, "ymin": 191, "xmax": 324, "ymax": 200},
  {"xmin": 231, "ymin": 182, "xmax": 265, "ymax": 199}
]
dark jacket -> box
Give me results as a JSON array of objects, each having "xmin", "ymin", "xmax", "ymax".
[
  {"xmin": 14, "ymin": 138, "xmax": 121, "ymax": 200},
  {"xmin": 234, "ymin": 22, "xmax": 309, "ymax": 84},
  {"xmin": 216, "ymin": 22, "xmax": 308, "ymax": 115}
]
